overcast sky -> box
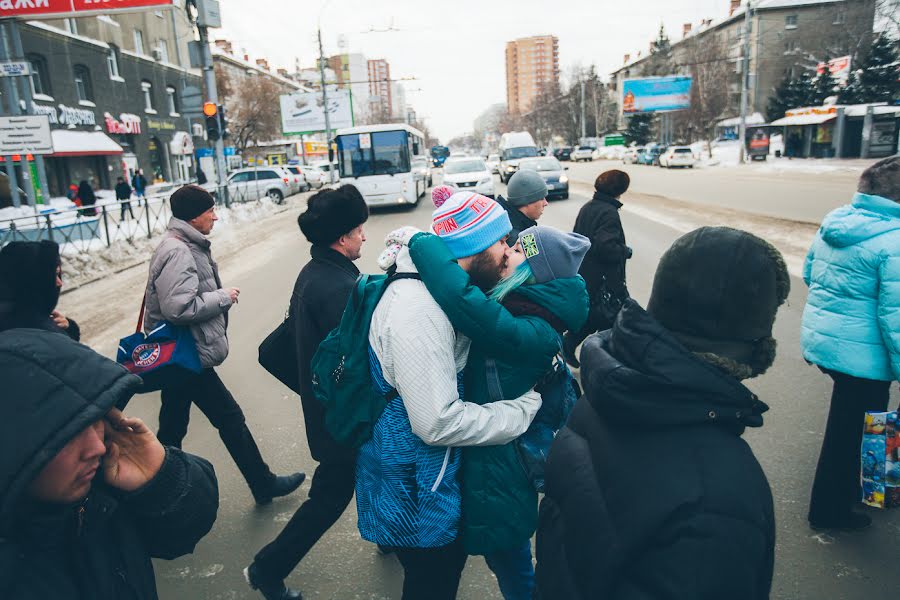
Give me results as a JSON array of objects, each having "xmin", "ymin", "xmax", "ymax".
[{"xmin": 217, "ymin": 0, "xmax": 737, "ymax": 142}]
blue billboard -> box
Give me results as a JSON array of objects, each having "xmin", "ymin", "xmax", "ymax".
[{"xmin": 622, "ymin": 76, "xmax": 692, "ymax": 114}]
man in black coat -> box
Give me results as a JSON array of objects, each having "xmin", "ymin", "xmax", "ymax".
[
  {"xmin": 247, "ymin": 185, "xmax": 368, "ymax": 600},
  {"xmin": 537, "ymin": 227, "xmax": 790, "ymax": 600},
  {"xmin": 565, "ymin": 169, "xmax": 631, "ymax": 366},
  {"xmin": 0, "ymin": 328, "xmax": 219, "ymax": 599}
]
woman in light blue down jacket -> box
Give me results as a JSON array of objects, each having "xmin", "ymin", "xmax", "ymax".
[{"xmin": 801, "ymin": 156, "xmax": 900, "ymax": 532}]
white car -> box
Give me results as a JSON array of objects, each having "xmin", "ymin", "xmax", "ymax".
[
  {"xmin": 284, "ymin": 166, "xmax": 310, "ymax": 192},
  {"xmin": 658, "ymin": 146, "xmax": 696, "ymax": 168},
  {"xmin": 571, "ymin": 146, "xmax": 598, "ymax": 162},
  {"xmin": 441, "ymin": 157, "xmax": 495, "ymax": 198},
  {"xmin": 485, "ymin": 154, "xmax": 500, "ymax": 174},
  {"xmin": 298, "ymin": 165, "xmax": 325, "ymax": 189},
  {"xmin": 623, "ymin": 146, "xmax": 644, "ymax": 164},
  {"xmin": 412, "ymin": 156, "xmax": 433, "ymax": 187},
  {"xmin": 226, "ymin": 167, "xmax": 293, "ymax": 203}
]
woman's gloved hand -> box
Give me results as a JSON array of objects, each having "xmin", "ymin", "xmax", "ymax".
[{"xmin": 378, "ymin": 226, "xmax": 423, "ymax": 272}]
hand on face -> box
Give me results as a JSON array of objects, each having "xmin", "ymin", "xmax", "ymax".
[{"xmin": 101, "ymin": 409, "xmax": 166, "ymax": 493}]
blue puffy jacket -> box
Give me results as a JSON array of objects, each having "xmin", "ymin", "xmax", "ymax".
[{"xmin": 801, "ymin": 192, "xmax": 900, "ymax": 382}]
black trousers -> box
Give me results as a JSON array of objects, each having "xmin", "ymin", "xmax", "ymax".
[
  {"xmin": 808, "ymin": 369, "xmax": 892, "ymax": 521},
  {"xmin": 253, "ymin": 457, "xmax": 356, "ymax": 582},
  {"xmin": 120, "ymin": 200, "xmax": 134, "ymax": 220},
  {"xmin": 394, "ymin": 540, "xmax": 467, "ymax": 600},
  {"xmin": 158, "ymin": 368, "xmax": 275, "ymax": 494}
]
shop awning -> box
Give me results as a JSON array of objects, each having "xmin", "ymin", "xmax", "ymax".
[
  {"xmin": 770, "ymin": 113, "xmax": 836, "ymax": 127},
  {"xmin": 50, "ymin": 130, "xmax": 123, "ymax": 157}
]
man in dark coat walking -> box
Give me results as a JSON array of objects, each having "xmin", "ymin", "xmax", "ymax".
[
  {"xmin": 537, "ymin": 227, "xmax": 790, "ymax": 600},
  {"xmin": 246, "ymin": 185, "xmax": 368, "ymax": 600},
  {"xmin": 116, "ymin": 176, "xmax": 134, "ymax": 220},
  {"xmin": 0, "ymin": 328, "xmax": 219, "ymax": 599},
  {"xmin": 565, "ymin": 169, "xmax": 631, "ymax": 366},
  {"xmin": 495, "ymin": 169, "xmax": 549, "ymax": 246}
]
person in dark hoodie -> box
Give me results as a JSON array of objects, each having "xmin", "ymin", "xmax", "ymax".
[
  {"xmin": 77, "ymin": 180, "xmax": 97, "ymax": 217},
  {"xmin": 0, "ymin": 240, "xmax": 80, "ymax": 341},
  {"xmin": 0, "ymin": 328, "xmax": 219, "ymax": 599},
  {"xmin": 537, "ymin": 226, "xmax": 790, "ymax": 600},
  {"xmin": 246, "ymin": 185, "xmax": 368, "ymax": 600},
  {"xmin": 564, "ymin": 169, "xmax": 632, "ymax": 367}
]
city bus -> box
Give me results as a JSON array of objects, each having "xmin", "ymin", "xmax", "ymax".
[
  {"xmin": 430, "ymin": 145, "xmax": 450, "ymax": 168},
  {"xmin": 334, "ymin": 124, "xmax": 427, "ymax": 207}
]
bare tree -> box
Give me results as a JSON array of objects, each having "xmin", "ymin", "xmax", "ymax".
[
  {"xmin": 229, "ymin": 76, "xmax": 283, "ymax": 153},
  {"xmin": 680, "ymin": 33, "xmax": 730, "ymax": 146}
]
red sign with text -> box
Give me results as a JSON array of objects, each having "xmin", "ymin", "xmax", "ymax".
[{"xmin": 0, "ymin": 0, "xmax": 173, "ymax": 19}]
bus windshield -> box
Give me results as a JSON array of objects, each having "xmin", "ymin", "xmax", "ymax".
[{"xmin": 337, "ymin": 130, "xmax": 411, "ymax": 178}]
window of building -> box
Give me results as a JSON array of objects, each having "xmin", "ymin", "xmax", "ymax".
[
  {"xmin": 133, "ymin": 28, "xmax": 145, "ymax": 55},
  {"xmin": 107, "ymin": 45, "xmax": 121, "ymax": 79},
  {"xmin": 785, "ymin": 15, "xmax": 798, "ymax": 29},
  {"xmin": 833, "ymin": 10, "xmax": 846, "ymax": 25},
  {"xmin": 64, "ymin": 18, "xmax": 78, "ymax": 35},
  {"xmin": 784, "ymin": 40, "xmax": 798, "ymax": 53},
  {"xmin": 26, "ymin": 54, "xmax": 50, "ymax": 98},
  {"xmin": 73, "ymin": 65, "xmax": 93, "ymax": 103},
  {"xmin": 142, "ymin": 81, "xmax": 156, "ymax": 113},
  {"xmin": 166, "ymin": 86, "xmax": 178, "ymax": 115},
  {"xmin": 156, "ymin": 40, "xmax": 169, "ymax": 63}
]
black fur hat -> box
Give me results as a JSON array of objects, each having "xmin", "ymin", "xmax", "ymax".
[
  {"xmin": 0, "ymin": 240, "xmax": 61, "ymax": 332},
  {"xmin": 647, "ymin": 227, "xmax": 790, "ymax": 379},
  {"xmin": 858, "ymin": 156, "xmax": 899, "ymax": 202},
  {"xmin": 298, "ymin": 185, "xmax": 369, "ymax": 246}
]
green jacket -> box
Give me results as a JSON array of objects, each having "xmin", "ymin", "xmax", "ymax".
[{"xmin": 408, "ymin": 233, "xmax": 588, "ymax": 555}]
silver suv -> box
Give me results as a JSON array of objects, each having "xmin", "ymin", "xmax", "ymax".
[{"xmin": 226, "ymin": 168, "xmax": 293, "ymax": 203}]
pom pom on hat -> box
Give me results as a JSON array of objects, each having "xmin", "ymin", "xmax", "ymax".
[{"xmin": 432, "ymin": 184, "xmax": 458, "ymax": 208}]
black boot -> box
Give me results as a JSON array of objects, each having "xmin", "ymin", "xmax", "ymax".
[
  {"xmin": 809, "ymin": 510, "xmax": 872, "ymax": 532},
  {"xmin": 253, "ymin": 472, "xmax": 306, "ymax": 505},
  {"xmin": 245, "ymin": 563, "xmax": 303, "ymax": 600}
]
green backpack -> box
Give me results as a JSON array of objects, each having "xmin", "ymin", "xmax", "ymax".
[{"xmin": 311, "ymin": 272, "xmax": 420, "ymax": 448}]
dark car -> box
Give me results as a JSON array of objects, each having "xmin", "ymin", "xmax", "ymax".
[
  {"xmin": 553, "ymin": 147, "xmax": 573, "ymax": 161},
  {"xmin": 517, "ymin": 156, "xmax": 569, "ymax": 200},
  {"xmin": 636, "ymin": 144, "xmax": 664, "ymax": 166}
]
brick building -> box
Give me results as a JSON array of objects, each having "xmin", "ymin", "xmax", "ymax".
[{"xmin": 505, "ymin": 35, "xmax": 560, "ymax": 115}]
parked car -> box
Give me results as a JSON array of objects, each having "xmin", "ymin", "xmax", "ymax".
[
  {"xmin": 485, "ymin": 153, "xmax": 501, "ymax": 174},
  {"xmin": 571, "ymin": 145, "xmax": 598, "ymax": 162},
  {"xmin": 518, "ymin": 156, "xmax": 569, "ymax": 200},
  {"xmin": 553, "ymin": 146, "xmax": 573, "ymax": 161},
  {"xmin": 299, "ymin": 165, "xmax": 325, "ymax": 189},
  {"xmin": 658, "ymin": 146, "xmax": 697, "ymax": 168},
  {"xmin": 622, "ymin": 146, "xmax": 644, "ymax": 164},
  {"xmin": 636, "ymin": 145, "xmax": 664, "ymax": 165},
  {"xmin": 412, "ymin": 156, "xmax": 433, "ymax": 187},
  {"xmin": 441, "ymin": 157, "xmax": 495, "ymax": 198},
  {"xmin": 284, "ymin": 166, "xmax": 311, "ymax": 192},
  {"xmin": 226, "ymin": 167, "xmax": 293, "ymax": 203}
]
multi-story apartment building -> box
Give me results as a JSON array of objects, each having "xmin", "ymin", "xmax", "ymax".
[
  {"xmin": 610, "ymin": 0, "xmax": 877, "ymax": 126},
  {"xmin": 505, "ymin": 35, "xmax": 560, "ymax": 115},
  {"xmin": 323, "ymin": 53, "xmax": 370, "ymax": 124},
  {"xmin": 367, "ymin": 58, "xmax": 391, "ymax": 117}
]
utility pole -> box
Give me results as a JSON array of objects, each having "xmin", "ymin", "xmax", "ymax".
[
  {"xmin": 738, "ymin": 0, "xmax": 753, "ymax": 164},
  {"xmin": 580, "ymin": 79, "xmax": 586, "ymax": 142},
  {"xmin": 195, "ymin": 0, "xmax": 229, "ymax": 205},
  {"xmin": 317, "ymin": 27, "xmax": 335, "ymax": 185}
]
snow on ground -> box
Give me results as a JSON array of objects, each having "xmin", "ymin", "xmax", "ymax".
[{"xmin": 690, "ymin": 136, "xmax": 871, "ymax": 175}]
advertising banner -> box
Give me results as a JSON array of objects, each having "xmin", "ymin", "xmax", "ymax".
[
  {"xmin": 281, "ymin": 89, "xmax": 353, "ymax": 136},
  {"xmin": 622, "ymin": 76, "xmax": 692, "ymax": 114},
  {"xmin": 0, "ymin": 0, "xmax": 173, "ymax": 20},
  {"xmin": 816, "ymin": 55, "xmax": 852, "ymax": 86}
]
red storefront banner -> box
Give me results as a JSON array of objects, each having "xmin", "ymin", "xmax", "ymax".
[{"xmin": 0, "ymin": 0, "xmax": 173, "ymax": 20}]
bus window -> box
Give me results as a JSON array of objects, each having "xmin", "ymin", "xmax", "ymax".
[{"xmin": 372, "ymin": 130, "xmax": 410, "ymax": 175}]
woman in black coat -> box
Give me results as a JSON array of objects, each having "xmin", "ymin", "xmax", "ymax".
[
  {"xmin": 0, "ymin": 240, "xmax": 80, "ymax": 341},
  {"xmin": 77, "ymin": 179, "xmax": 97, "ymax": 216},
  {"xmin": 565, "ymin": 170, "xmax": 631, "ymax": 366}
]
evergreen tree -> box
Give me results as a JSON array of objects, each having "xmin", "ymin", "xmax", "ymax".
[
  {"xmin": 838, "ymin": 69, "xmax": 866, "ymax": 104},
  {"xmin": 767, "ymin": 75, "xmax": 793, "ymax": 121},
  {"xmin": 811, "ymin": 58, "xmax": 838, "ymax": 105},
  {"xmin": 794, "ymin": 71, "xmax": 817, "ymax": 106},
  {"xmin": 766, "ymin": 70, "xmax": 816, "ymax": 121},
  {"xmin": 650, "ymin": 24, "xmax": 671, "ymax": 55},
  {"xmin": 625, "ymin": 113, "xmax": 655, "ymax": 145},
  {"xmin": 858, "ymin": 33, "xmax": 900, "ymax": 103}
]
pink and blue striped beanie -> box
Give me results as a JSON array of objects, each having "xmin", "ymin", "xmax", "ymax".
[{"xmin": 431, "ymin": 190, "xmax": 512, "ymax": 259}]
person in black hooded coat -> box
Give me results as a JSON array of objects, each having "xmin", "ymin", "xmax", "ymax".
[
  {"xmin": 0, "ymin": 240, "xmax": 80, "ymax": 341},
  {"xmin": 537, "ymin": 227, "xmax": 790, "ymax": 600}
]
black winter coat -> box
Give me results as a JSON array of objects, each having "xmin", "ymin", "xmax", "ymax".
[
  {"xmin": 536, "ymin": 301, "xmax": 775, "ymax": 600},
  {"xmin": 496, "ymin": 195, "xmax": 537, "ymax": 246},
  {"xmin": 0, "ymin": 328, "xmax": 219, "ymax": 600},
  {"xmin": 290, "ymin": 245, "xmax": 359, "ymax": 463},
  {"xmin": 572, "ymin": 192, "xmax": 629, "ymax": 311}
]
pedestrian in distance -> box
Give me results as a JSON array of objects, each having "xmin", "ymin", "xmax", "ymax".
[
  {"xmin": 132, "ymin": 169, "xmax": 148, "ymax": 205},
  {"xmin": 245, "ymin": 185, "xmax": 368, "ymax": 600},
  {"xmin": 495, "ymin": 169, "xmax": 550, "ymax": 245},
  {"xmin": 0, "ymin": 328, "xmax": 219, "ymax": 599},
  {"xmin": 116, "ymin": 175, "xmax": 135, "ymax": 220},
  {"xmin": 144, "ymin": 184, "xmax": 305, "ymax": 505},
  {"xmin": 0, "ymin": 240, "xmax": 80, "ymax": 341},
  {"xmin": 77, "ymin": 179, "xmax": 97, "ymax": 217},
  {"xmin": 537, "ymin": 226, "xmax": 790, "ymax": 600},
  {"xmin": 386, "ymin": 211, "xmax": 590, "ymax": 600},
  {"xmin": 353, "ymin": 189, "xmax": 542, "ymax": 600},
  {"xmin": 801, "ymin": 156, "xmax": 900, "ymax": 531},
  {"xmin": 564, "ymin": 169, "xmax": 632, "ymax": 367}
]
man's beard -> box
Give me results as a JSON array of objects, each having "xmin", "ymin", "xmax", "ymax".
[{"xmin": 468, "ymin": 249, "xmax": 508, "ymax": 292}]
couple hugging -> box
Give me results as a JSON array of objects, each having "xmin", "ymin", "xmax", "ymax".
[{"xmin": 356, "ymin": 184, "xmax": 590, "ymax": 599}]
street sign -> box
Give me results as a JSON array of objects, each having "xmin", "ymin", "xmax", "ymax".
[
  {"xmin": 0, "ymin": 115, "xmax": 53, "ymax": 155},
  {"xmin": 0, "ymin": 0, "xmax": 174, "ymax": 20},
  {"xmin": 0, "ymin": 61, "xmax": 29, "ymax": 77}
]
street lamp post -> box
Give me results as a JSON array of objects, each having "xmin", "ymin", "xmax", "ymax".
[{"xmin": 738, "ymin": 0, "xmax": 754, "ymax": 164}]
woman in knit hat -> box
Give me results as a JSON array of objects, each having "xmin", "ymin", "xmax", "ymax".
[{"xmin": 379, "ymin": 186, "xmax": 590, "ymax": 599}]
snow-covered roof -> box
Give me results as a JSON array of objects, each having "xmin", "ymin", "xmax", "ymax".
[
  {"xmin": 844, "ymin": 104, "xmax": 900, "ymax": 117},
  {"xmin": 770, "ymin": 111, "xmax": 837, "ymax": 126},
  {"xmin": 716, "ymin": 113, "xmax": 767, "ymax": 127},
  {"xmin": 50, "ymin": 130, "xmax": 123, "ymax": 157}
]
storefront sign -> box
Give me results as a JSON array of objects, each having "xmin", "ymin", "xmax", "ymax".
[
  {"xmin": 0, "ymin": 61, "xmax": 29, "ymax": 77},
  {"xmin": 0, "ymin": 115, "xmax": 54, "ymax": 155},
  {"xmin": 0, "ymin": 0, "xmax": 174, "ymax": 20},
  {"xmin": 146, "ymin": 117, "xmax": 176, "ymax": 131},
  {"xmin": 34, "ymin": 103, "xmax": 96, "ymax": 127},
  {"xmin": 817, "ymin": 56, "xmax": 852, "ymax": 86},
  {"xmin": 104, "ymin": 112, "xmax": 142, "ymax": 134},
  {"xmin": 786, "ymin": 106, "xmax": 837, "ymax": 119}
]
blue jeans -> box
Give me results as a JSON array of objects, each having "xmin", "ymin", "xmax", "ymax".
[{"xmin": 484, "ymin": 540, "xmax": 534, "ymax": 600}]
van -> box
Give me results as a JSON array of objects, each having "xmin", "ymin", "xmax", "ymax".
[{"xmin": 498, "ymin": 131, "xmax": 538, "ymax": 184}]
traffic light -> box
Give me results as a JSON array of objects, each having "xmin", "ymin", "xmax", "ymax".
[
  {"xmin": 218, "ymin": 104, "xmax": 229, "ymax": 140},
  {"xmin": 203, "ymin": 102, "xmax": 220, "ymax": 142}
]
